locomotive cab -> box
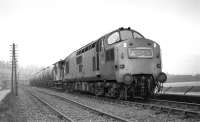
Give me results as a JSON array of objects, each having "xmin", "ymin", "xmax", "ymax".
[{"xmin": 103, "ymin": 28, "xmax": 167, "ymax": 98}]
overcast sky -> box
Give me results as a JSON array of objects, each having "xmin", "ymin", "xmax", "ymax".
[{"xmin": 0, "ymin": 0, "xmax": 200, "ymax": 75}]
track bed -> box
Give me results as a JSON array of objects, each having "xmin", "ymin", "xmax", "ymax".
[{"xmin": 30, "ymin": 86, "xmax": 200, "ymax": 122}]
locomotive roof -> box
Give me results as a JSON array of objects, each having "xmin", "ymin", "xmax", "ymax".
[
  {"xmin": 74, "ymin": 27, "xmax": 138, "ymax": 52},
  {"xmin": 62, "ymin": 27, "xmax": 142, "ymax": 60},
  {"xmin": 53, "ymin": 59, "xmax": 65, "ymax": 65}
]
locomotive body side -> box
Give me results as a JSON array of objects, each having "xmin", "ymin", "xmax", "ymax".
[{"xmin": 63, "ymin": 41, "xmax": 103, "ymax": 82}]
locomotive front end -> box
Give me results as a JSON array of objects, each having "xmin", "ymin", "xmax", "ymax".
[{"xmin": 109, "ymin": 28, "xmax": 167, "ymax": 97}]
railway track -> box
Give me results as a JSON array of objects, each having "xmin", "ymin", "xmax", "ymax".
[
  {"xmin": 32, "ymin": 87, "xmax": 200, "ymax": 121},
  {"xmin": 112, "ymin": 98, "xmax": 200, "ymax": 117},
  {"xmin": 28, "ymin": 90, "xmax": 75, "ymax": 122},
  {"xmin": 102, "ymin": 97, "xmax": 200, "ymax": 117},
  {"xmin": 149, "ymin": 98, "xmax": 200, "ymax": 117},
  {"xmin": 53, "ymin": 90, "xmax": 200, "ymax": 118},
  {"xmin": 29, "ymin": 88, "xmax": 135, "ymax": 122},
  {"xmin": 155, "ymin": 93, "xmax": 200, "ymax": 104}
]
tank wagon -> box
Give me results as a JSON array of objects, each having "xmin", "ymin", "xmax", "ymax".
[
  {"xmin": 30, "ymin": 27, "xmax": 167, "ymax": 99},
  {"xmin": 30, "ymin": 66, "xmax": 53, "ymax": 88}
]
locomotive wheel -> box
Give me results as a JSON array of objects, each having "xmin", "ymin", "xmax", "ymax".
[
  {"xmin": 119, "ymin": 85, "xmax": 128, "ymax": 100},
  {"xmin": 94, "ymin": 83, "xmax": 104, "ymax": 96},
  {"xmin": 105, "ymin": 86, "xmax": 119, "ymax": 98},
  {"xmin": 94, "ymin": 88, "xmax": 100, "ymax": 96},
  {"xmin": 127, "ymin": 85, "xmax": 135, "ymax": 99},
  {"xmin": 94, "ymin": 88, "xmax": 103, "ymax": 96}
]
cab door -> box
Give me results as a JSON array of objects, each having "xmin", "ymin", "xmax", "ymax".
[
  {"xmin": 100, "ymin": 37, "xmax": 116, "ymax": 80},
  {"xmin": 96, "ymin": 39, "xmax": 102, "ymax": 71},
  {"xmin": 95, "ymin": 38, "xmax": 102, "ymax": 76}
]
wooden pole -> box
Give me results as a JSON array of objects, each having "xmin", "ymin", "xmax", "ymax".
[
  {"xmin": 11, "ymin": 43, "xmax": 14, "ymax": 94},
  {"xmin": 11, "ymin": 43, "xmax": 18, "ymax": 96}
]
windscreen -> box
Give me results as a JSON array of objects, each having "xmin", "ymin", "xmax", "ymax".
[
  {"xmin": 107, "ymin": 30, "xmax": 144, "ymax": 45},
  {"xmin": 120, "ymin": 30, "xmax": 133, "ymax": 40}
]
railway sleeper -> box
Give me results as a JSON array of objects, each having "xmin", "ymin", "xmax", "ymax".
[{"xmin": 184, "ymin": 110, "xmax": 200, "ymax": 118}]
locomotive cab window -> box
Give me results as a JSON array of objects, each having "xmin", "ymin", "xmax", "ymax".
[
  {"xmin": 120, "ymin": 30, "xmax": 133, "ymax": 40},
  {"xmin": 133, "ymin": 31, "xmax": 144, "ymax": 39},
  {"xmin": 107, "ymin": 32, "xmax": 120, "ymax": 44}
]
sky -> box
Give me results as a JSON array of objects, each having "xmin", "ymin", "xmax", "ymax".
[{"xmin": 0, "ymin": 0, "xmax": 200, "ymax": 75}]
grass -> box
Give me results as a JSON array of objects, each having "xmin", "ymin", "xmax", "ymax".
[{"xmin": 0, "ymin": 93, "xmax": 16, "ymax": 122}]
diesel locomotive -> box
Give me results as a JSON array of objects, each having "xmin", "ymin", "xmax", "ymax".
[{"xmin": 30, "ymin": 27, "xmax": 167, "ymax": 99}]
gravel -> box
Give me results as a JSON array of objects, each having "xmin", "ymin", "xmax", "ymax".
[
  {"xmin": 33, "ymin": 86, "xmax": 200, "ymax": 122},
  {"xmin": 31, "ymin": 89, "xmax": 122, "ymax": 122},
  {"xmin": 0, "ymin": 87, "xmax": 66, "ymax": 122}
]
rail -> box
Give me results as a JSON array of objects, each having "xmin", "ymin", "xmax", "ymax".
[
  {"xmin": 35, "ymin": 89, "xmax": 136, "ymax": 122},
  {"xmin": 28, "ymin": 90, "xmax": 75, "ymax": 122}
]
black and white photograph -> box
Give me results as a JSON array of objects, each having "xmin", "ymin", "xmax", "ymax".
[{"xmin": 0, "ymin": 0, "xmax": 200, "ymax": 121}]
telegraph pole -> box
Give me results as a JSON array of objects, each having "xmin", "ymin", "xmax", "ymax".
[{"xmin": 10, "ymin": 43, "xmax": 18, "ymax": 96}]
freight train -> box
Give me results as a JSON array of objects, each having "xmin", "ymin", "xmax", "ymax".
[{"xmin": 30, "ymin": 27, "xmax": 167, "ymax": 99}]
